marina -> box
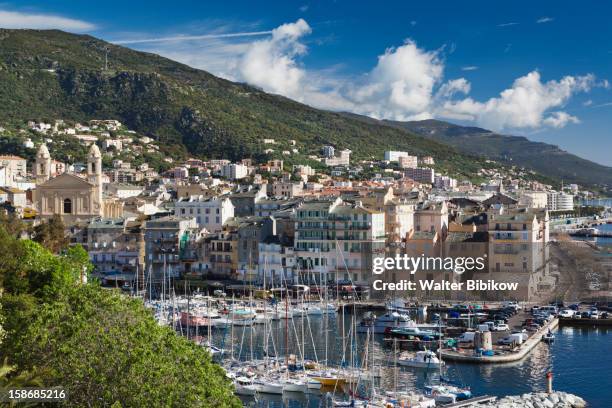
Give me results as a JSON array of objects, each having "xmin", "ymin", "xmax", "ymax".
[{"xmin": 140, "ymin": 289, "xmax": 610, "ymax": 407}]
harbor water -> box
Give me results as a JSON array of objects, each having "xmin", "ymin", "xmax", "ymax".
[{"xmin": 200, "ymin": 312, "xmax": 610, "ymax": 407}]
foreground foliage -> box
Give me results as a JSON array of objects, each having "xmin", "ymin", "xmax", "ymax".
[{"xmin": 0, "ymin": 227, "xmax": 240, "ymax": 407}]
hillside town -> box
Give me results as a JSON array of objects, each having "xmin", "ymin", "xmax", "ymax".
[{"xmin": 0, "ymin": 118, "xmax": 603, "ymax": 302}]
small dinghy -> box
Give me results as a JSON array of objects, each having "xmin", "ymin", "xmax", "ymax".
[{"xmin": 542, "ymin": 330, "xmax": 555, "ymax": 343}]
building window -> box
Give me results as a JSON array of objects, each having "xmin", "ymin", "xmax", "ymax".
[{"xmin": 63, "ymin": 198, "xmax": 72, "ymax": 214}]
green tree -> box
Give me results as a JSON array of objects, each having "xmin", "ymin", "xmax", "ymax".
[
  {"xmin": 31, "ymin": 215, "xmax": 69, "ymax": 254},
  {"xmin": 0, "ymin": 228, "xmax": 240, "ymax": 407},
  {"xmin": 13, "ymin": 285, "xmax": 239, "ymax": 407}
]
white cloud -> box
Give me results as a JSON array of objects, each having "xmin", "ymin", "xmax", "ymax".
[
  {"xmin": 0, "ymin": 9, "xmax": 95, "ymax": 31},
  {"xmin": 498, "ymin": 22, "xmax": 519, "ymax": 27},
  {"xmin": 348, "ymin": 40, "xmax": 444, "ymax": 120},
  {"xmin": 436, "ymin": 78, "xmax": 471, "ymax": 99},
  {"xmin": 439, "ymin": 71, "xmax": 594, "ymax": 131},
  {"xmin": 461, "ymin": 66, "xmax": 479, "ymax": 71},
  {"xmin": 237, "ymin": 19, "xmax": 311, "ymax": 97},
  {"xmin": 543, "ymin": 111, "xmax": 579, "ymax": 128},
  {"xmin": 537, "ymin": 17, "xmax": 554, "ymax": 24},
  {"xmin": 126, "ymin": 19, "xmax": 596, "ymax": 132},
  {"xmin": 113, "ymin": 31, "xmax": 272, "ymax": 45}
]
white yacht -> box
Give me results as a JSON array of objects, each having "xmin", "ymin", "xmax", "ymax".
[
  {"xmin": 282, "ymin": 377, "xmax": 308, "ymax": 393},
  {"xmin": 398, "ymin": 350, "xmax": 444, "ymax": 369},
  {"xmin": 254, "ymin": 378, "xmax": 283, "ymax": 394},
  {"xmin": 233, "ymin": 376, "xmax": 257, "ymax": 396},
  {"xmin": 357, "ymin": 311, "xmax": 417, "ymax": 334}
]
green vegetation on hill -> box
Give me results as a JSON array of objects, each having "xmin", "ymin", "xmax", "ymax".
[
  {"xmin": 0, "ymin": 28, "xmax": 500, "ymax": 181},
  {"xmin": 0, "ymin": 222, "xmax": 240, "ymax": 407}
]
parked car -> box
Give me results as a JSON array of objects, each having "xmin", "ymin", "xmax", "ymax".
[
  {"xmin": 458, "ymin": 332, "xmax": 476, "ymax": 343},
  {"xmin": 569, "ymin": 304, "xmax": 580, "ymax": 311},
  {"xmin": 504, "ymin": 301, "xmax": 522, "ymax": 311},
  {"xmin": 558, "ymin": 309, "xmax": 574, "ymax": 318},
  {"xmin": 580, "ymin": 311, "xmax": 591, "ymax": 319},
  {"xmin": 493, "ymin": 323, "xmax": 510, "ymax": 331}
]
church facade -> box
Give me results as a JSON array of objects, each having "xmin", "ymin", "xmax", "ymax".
[{"xmin": 34, "ymin": 144, "xmax": 121, "ymax": 224}]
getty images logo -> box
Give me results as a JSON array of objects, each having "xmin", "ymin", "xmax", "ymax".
[{"xmin": 372, "ymin": 254, "xmax": 488, "ymax": 276}]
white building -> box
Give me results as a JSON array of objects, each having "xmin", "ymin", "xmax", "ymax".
[
  {"xmin": 519, "ymin": 191, "xmax": 548, "ymax": 209},
  {"xmin": 269, "ymin": 181, "xmax": 304, "ymax": 198},
  {"xmin": 0, "ymin": 155, "xmax": 27, "ymax": 178},
  {"xmin": 384, "ymin": 151, "xmax": 412, "ymax": 162},
  {"xmin": 547, "ymin": 192, "xmax": 574, "ymax": 211},
  {"xmin": 104, "ymin": 183, "xmax": 144, "ymax": 199},
  {"xmin": 258, "ymin": 239, "xmax": 297, "ymax": 283},
  {"xmin": 293, "ymin": 165, "xmax": 315, "ymax": 177},
  {"xmin": 221, "ymin": 163, "xmax": 248, "ymax": 180},
  {"xmin": 398, "ymin": 155, "xmax": 418, "ymax": 169},
  {"xmin": 324, "ymin": 149, "xmax": 351, "ymax": 166},
  {"xmin": 174, "ymin": 195, "xmax": 234, "ymax": 232},
  {"xmin": 102, "ymin": 139, "xmax": 123, "ymax": 151}
]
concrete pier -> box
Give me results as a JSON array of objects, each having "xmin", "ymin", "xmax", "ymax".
[{"xmin": 440, "ymin": 318, "xmax": 558, "ymax": 364}]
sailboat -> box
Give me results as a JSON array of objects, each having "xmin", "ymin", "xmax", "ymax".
[{"xmin": 424, "ymin": 319, "xmax": 472, "ymax": 403}]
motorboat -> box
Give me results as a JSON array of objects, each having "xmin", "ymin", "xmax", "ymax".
[
  {"xmin": 282, "ymin": 377, "xmax": 308, "ymax": 393},
  {"xmin": 383, "ymin": 391, "xmax": 436, "ymax": 408},
  {"xmin": 542, "ymin": 331, "xmax": 555, "ymax": 343},
  {"xmin": 398, "ymin": 350, "xmax": 444, "ymax": 369},
  {"xmin": 254, "ymin": 378, "xmax": 283, "ymax": 394},
  {"xmin": 424, "ymin": 385, "xmax": 456, "ymax": 404},
  {"xmin": 233, "ymin": 376, "xmax": 257, "ymax": 396},
  {"xmin": 179, "ymin": 312, "xmax": 208, "ymax": 327},
  {"xmin": 425, "ymin": 384, "xmax": 471, "ymax": 402},
  {"xmin": 201, "ymin": 342, "xmax": 224, "ymax": 356},
  {"xmin": 389, "ymin": 326, "xmax": 441, "ymax": 339},
  {"xmin": 357, "ymin": 312, "xmax": 417, "ymax": 334}
]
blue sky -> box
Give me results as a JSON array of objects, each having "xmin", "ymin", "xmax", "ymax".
[{"xmin": 1, "ymin": 1, "xmax": 611, "ymax": 165}]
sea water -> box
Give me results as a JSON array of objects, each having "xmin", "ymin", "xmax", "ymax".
[{"xmin": 212, "ymin": 316, "xmax": 610, "ymax": 407}]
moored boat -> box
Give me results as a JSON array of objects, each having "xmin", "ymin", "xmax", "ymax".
[{"xmin": 398, "ymin": 350, "xmax": 444, "ymax": 369}]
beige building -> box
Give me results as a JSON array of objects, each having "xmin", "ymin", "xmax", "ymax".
[{"xmin": 34, "ymin": 144, "xmax": 122, "ymax": 224}]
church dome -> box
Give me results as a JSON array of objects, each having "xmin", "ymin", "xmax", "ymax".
[
  {"xmin": 37, "ymin": 143, "xmax": 50, "ymax": 158},
  {"xmin": 88, "ymin": 144, "xmax": 102, "ymax": 158}
]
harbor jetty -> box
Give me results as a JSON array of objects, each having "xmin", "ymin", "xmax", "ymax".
[
  {"xmin": 462, "ymin": 391, "xmax": 587, "ymax": 407},
  {"xmin": 441, "ymin": 318, "xmax": 559, "ymax": 364}
]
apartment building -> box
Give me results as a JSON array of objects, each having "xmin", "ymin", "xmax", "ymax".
[
  {"xmin": 143, "ymin": 216, "xmax": 202, "ymax": 279},
  {"xmin": 294, "ymin": 198, "xmax": 385, "ymax": 284},
  {"xmin": 404, "ymin": 167, "xmax": 435, "ymax": 184},
  {"xmin": 480, "ymin": 207, "xmax": 550, "ymax": 300},
  {"xmin": 547, "ymin": 191, "xmax": 574, "ymax": 211},
  {"xmin": 174, "ymin": 195, "xmax": 234, "ymax": 232},
  {"xmin": 86, "ymin": 217, "xmax": 145, "ymax": 279}
]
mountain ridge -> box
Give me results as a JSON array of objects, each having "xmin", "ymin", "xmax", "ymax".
[
  {"xmin": 341, "ymin": 113, "xmax": 611, "ymax": 188},
  {"xmin": 0, "ymin": 29, "xmax": 607, "ymax": 189}
]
